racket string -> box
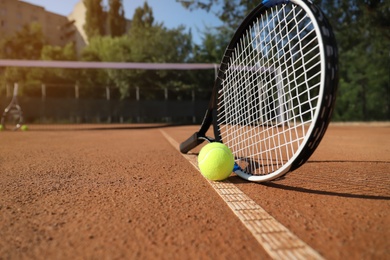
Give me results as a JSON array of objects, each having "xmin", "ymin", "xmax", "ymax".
[{"xmin": 217, "ymin": 3, "xmax": 322, "ymax": 176}]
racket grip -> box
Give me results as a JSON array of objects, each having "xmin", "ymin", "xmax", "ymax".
[{"xmin": 179, "ymin": 132, "xmax": 205, "ymax": 154}]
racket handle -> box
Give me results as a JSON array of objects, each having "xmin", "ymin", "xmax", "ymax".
[
  {"xmin": 13, "ymin": 83, "xmax": 19, "ymax": 96},
  {"xmin": 179, "ymin": 132, "xmax": 205, "ymax": 154}
]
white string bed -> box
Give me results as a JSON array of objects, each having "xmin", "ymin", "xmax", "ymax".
[{"xmin": 218, "ymin": 4, "xmax": 322, "ymax": 176}]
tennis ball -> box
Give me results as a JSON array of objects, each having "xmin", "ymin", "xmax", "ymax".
[
  {"xmin": 20, "ymin": 125, "xmax": 28, "ymax": 131},
  {"xmin": 198, "ymin": 142, "xmax": 235, "ymax": 181},
  {"xmin": 0, "ymin": 125, "xmax": 3, "ymax": 131}
]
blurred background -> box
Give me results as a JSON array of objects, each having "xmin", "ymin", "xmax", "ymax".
[{"xmin": 0, "ymin": 0, "xmax": 389, "ymax": 124}]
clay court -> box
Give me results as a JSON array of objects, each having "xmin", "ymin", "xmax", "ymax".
[{"xmin": 0, "ymin": 123, "xmax": 389, "ymax": 259}]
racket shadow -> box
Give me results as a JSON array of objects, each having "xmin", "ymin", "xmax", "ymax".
[
  {"xmin": 260, "ymin": 182, "xmax": 390, "ymax": 201},
  {"xmin": 229, "ymin": 160, "xmax": 390, "ymax": 201}
]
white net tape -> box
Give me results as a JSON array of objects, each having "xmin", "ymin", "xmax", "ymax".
[{"xmin": 0, "ymin": 60, "xmax": 217, "ymax": 70}]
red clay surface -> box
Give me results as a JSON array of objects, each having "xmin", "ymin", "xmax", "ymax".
[{"xmin": 0, "ymin": 123, "xmax": 389, "ymax": 259}]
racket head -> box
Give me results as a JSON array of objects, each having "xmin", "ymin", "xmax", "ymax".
[
  {"xmin": 1, "ymin": 104, "xmax": 23, "ymax": 130},
  {"xmin": 212, "ymin": 0, "xmax": 338, "ymax": 182}
]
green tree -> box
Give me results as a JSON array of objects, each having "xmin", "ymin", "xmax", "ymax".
[
  {"xmin": 39, "ymin": 43, "xmax": 79, "ymax": 84},
  {"xmin": 79, "ymin": 37, "xmax": 110, "ymax": 98},
  {"xmin": 81, "ymin": 3, "xmax": 194, "ymax": 99},
  {"xmin": 108, "ymin": 0, "xmax": 127, "ymax": 37},
  {"xmin": 318, "ymin": 0, "xmax": 390, "ymax": 121},
  {"xmin": 0, "ymin": 22, "xmax": 45, "ymax": 60},
  {"xmin": 194, "ymin": 29, "xmax": 227, "ymax": 63},
  {"xmin": 179, "ymin": 0, "xmax": 390, "ymax": 121},
  {"xmin": 178, "ymin": 0, "xmax": 257, "ymax": 36},
  {"xmin": 0, "ymin": 22, "xmax": 46, "ymax": 93},
  {"xmin": 132, "ymin": 2, "xmax": 154, "ymax": 29},
  {"xmin": 125, "ymin": 3, "xmax": 194, "ymax": 98},
  {"xmin": 178, "ymin": 0, "xmax": 258, "ymax": 94},
  {"xmin": 83, "ymin": 0, "xmax": 105, "ymax": 41},
  {"xmin": 187, "ymin": 29, "xmax": 227, "ymax": 96},
  {"xmin": 14, "ymin": 42, "xmax": 80, "ymax": 97}
]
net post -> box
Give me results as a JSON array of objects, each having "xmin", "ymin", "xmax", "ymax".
[
  {"xmin": 106, "ymin": 86, "xmax": 112, "ymax": 123},
  {"xmin": 74, "ymin": 83, "xmax": 80, "ymax": 123},
  {"xmin": 192, "ymin": 89, "xmax": 196, "ymax": 123},
  {"xmin": 214, "ymin": 64, "xmax": 218, "ymax": 79},
  {"xmin": 41, "ymin": 83, "xmax": 46, "ymax": 123},
  {"xmin": 136, "ymin": 86, "xmax": 140, "ymax": 101},
  {"xmin": 106, "ymin": 86, "xmax": 110, "ymax": 100},
  {"xmin": 41, "ymin": 84, "xmax": 46, "ymax": 101},
  {"xmin": 75, "ymin": 84, "xmax": 79, "ymax": 99},
  {"xmin": 164, "ymin": 88, "xmax": 170, "ymax": 122},
  {"xmin": 136, "ymin": 86, "xmax": 140, "ymax": 122}
]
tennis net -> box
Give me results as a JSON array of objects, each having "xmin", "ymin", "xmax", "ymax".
[{"xmin": 0, "ymin": 60, "xmax": 216, "ymax": 129}]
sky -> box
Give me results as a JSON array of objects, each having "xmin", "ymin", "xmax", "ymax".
[{"xmin": 21, "ymin": 0, "xmax": 222, "ymax": 44}]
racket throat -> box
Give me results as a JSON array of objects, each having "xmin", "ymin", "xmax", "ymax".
[{"xmin": 200, "ymin": 136, "xmax": 215, "ymax": 143}]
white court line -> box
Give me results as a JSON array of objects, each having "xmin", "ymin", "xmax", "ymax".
[{"xmin": 160, "ymin": 130, "xmax": 324, "ymax": 260}]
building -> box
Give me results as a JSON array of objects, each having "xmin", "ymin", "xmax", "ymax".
[
  {"xmin": 67, "ymin": 1, "xmax": 87, "ymax": 54},
  {"xmin": 68, "ymin": 0, "xmax": 132, "ymax": 53},
  {"xmin": 0, "ymin": 0, "xmax": 72, "ymax": 47},
  {"xmin": 0, "ymin": 0, "xmax": 131, "ymax": 55}
]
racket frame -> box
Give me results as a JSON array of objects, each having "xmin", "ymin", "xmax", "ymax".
[
  {"xmin": 180, "ymin": 0, "xmax": 338, "ymax": 182},
  {"xmin": 1, "ymin": 83, "xmax": 24, "ymax": 130}
]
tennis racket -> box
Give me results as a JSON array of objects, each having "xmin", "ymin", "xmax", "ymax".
[
  {"xmin": 180, "ymin": 0, "xmax": 338, "ymax": 182},
  {"xmin": 1, "ymin": 83, "xmax": 23, "ymax": 130}
]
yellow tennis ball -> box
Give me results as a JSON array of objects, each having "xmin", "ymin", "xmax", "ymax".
[
  {"xmin": 0, "ymin": 125, "xmax": 3, "ymax": 131},
  {"xmin": 20, "ymin": 125, "xmax": 28, "ymax": 131},
  {"xmin": 198, "ymin": 142, "xmax": 235, "ymax": 181}
]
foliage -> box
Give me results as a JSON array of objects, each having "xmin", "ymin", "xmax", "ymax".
[
  {"xmin": 131, "ymin": 2, "xmax": 154, "ymax": 29},
  {"xmin": 39, "ymin": 43, "xmax": 79, "ymax": 83},
  {"xmin": 187, "ymin": 29, "xmax": 228, "ymax": 96},
  {"xmin": 83, "ymin": 0, "xmax": 105, "ymax": 41},
  {"xmin": 0, "ymin": 23, "xmax": 46, "ymax": 94},
  {"xmin": 108, "ymin": 0, "xmax": 127, "ymax": 37},
  {"xmin": 178, "ymin": 0, "xmax": 257, "ymax": 36},
  {"xmin": 178, "ymin": 0, "xmax": 390, "ymax": 121},
  {"xmin": 0, "ymin": 22, "xmax": 45, "ymax": 60},
  {"xmin": 317, "ymin": 0, "xmax": 390, "ymax": 121},
  {"xmin": 1, "ymin": 1, "xmax": 387, "ymax": 121},
  {"xmin": 0, "ymin": 23, "xmax": 78, "ymax": 96},
  {"xmin": 81, "ymin": 3, "xmax": 194, "ymax": 99}
]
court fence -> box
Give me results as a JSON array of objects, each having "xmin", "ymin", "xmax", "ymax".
[{"xmin": 0, "ymin": 83, "xmax": 211, "ymax": 124}]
